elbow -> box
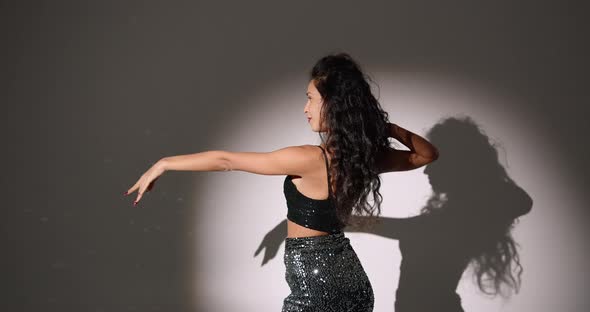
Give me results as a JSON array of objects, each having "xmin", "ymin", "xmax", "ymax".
[
  {"xmin": 424, "ymin": 149, "xmax": 440, "ymax": 164},
  {"xmin": 420, "ymin": 146, "xmax": 440, "ymax": 163}
]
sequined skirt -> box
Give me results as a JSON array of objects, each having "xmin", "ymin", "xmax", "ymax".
[{"xmin": 282, "ymin": 232, "xmax": 374, "ymax": 312}]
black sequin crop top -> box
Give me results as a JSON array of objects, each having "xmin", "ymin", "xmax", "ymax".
[{"xmin": 283, "ymin": 145, "xmax": 344, "ymax": 233}]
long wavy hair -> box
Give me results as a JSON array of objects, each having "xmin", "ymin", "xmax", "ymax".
[
  {"xmin": 423, "ymin": 191, "xmax": 524, "ymax": 297},
  {"xmin": 421, "ymin": 116, "xmax": 526, "ymax": 297},
  {"xmin": 311, "ymin": 52, "xmax": 391, "ymax": 229}
]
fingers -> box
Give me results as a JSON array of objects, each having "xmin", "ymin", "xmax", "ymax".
[
  {"xmin": 134, "ymin": 189, "xmax": 144, "ymax": 206},
  {"xmin": 146, "ymin": 176, "xmax": 159, "ymax": 192},
  {"xmin": 125, "ymin": 166, "xmax": 163, "ymax": 206},
  {"xmin": 134, "ymin": 181, "xmax": 148, "ymax": 206},
  {"xmin": 122, "ymin": 178, "xmax": 144, "ymax": 206},
  {"xmin": 125, "ymin": 181, "xmax": 140, "ymax": 197},
  {"xmin": 125, "ymin": 177, "xmax": 160, "ymax": 207}
]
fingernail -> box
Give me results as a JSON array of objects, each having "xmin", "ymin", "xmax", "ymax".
[
  {"xmin": 133, "ymin": 201, "xmax": 137, "ymax": 206},
  {"xmin": 123, "ymin": 191, "xmax": 128, "ymax": 196}
]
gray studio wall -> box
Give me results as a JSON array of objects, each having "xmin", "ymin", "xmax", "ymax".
[{"xmin": 4, "ymin": 1, "xmax": 588, "ymax": 311}]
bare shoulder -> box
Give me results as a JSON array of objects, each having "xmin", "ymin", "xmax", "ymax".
[{"xmin": 221, "ymin": 144, "xmax": 320, "ymax": 176}]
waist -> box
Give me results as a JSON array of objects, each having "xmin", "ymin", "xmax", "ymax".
[
  {"xmin": 285, "ymin": 231, "xmax": 346, "ymax": 250},
  {"xmin": 286, "ymin": 212, "xmax": 344, "ymax": 234}
]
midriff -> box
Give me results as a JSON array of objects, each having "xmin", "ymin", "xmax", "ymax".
[{"xmin": 287, "ymin": 219, "xmax": 330, "ymax": 238}]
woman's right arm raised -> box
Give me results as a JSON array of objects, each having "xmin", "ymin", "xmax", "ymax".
[{"xmin": 375, "ymin": 122, "xmax": 440, "ymax": 173}]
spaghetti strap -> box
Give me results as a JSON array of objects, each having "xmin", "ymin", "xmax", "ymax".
[{"xmin": 317, "ymin": 145, "xmax": 332, "ymax": 199}]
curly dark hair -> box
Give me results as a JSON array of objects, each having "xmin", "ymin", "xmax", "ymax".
[
  {"xmin": 421, "ymin": 116, "xmax": 527, "ymax": 297},
  {"xmin": 310, "ymin": 52, "xmax": 391, "ymax": 229}
]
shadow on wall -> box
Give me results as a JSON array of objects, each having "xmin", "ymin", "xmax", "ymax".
[{"xmin": 254, "ymin": 116, "xmax": 533, "ymax": 312}]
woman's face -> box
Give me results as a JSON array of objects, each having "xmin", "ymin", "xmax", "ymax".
[{"xmin": 304, "ymin": 80, "xmax": 326, "ymax": 132}]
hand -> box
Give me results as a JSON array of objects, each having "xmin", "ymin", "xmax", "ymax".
[{"xmin": 125, "ymin": 160, "xmax": 166, "ymax": 206}]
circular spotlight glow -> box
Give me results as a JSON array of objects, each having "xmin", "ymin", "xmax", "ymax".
[{"xmin": 190, "ymin": 72, "xmax": 586, "ymax": 312}]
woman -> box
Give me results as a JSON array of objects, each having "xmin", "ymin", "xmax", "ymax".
[{"xmin": 124, "ymin": 52, "xmax": 439, "ymax": 312}]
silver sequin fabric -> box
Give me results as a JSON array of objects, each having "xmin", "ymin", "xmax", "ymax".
[{"xmin": 282, "ymin": 232, "xmax": 374, "ymax": 312}]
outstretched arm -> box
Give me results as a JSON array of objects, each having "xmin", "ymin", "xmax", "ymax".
[
  {"xmin": 159, "ymin": 145, "xmax": 317, "ymax": 176},
  {"xmin": 126, "ymin": 145, "xmax": 318, "ymax": 205}
]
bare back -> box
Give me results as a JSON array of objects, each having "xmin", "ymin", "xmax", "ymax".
[{"xmin": 286, "ymin": 144, "xmax": 333, "ymax": 238}]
